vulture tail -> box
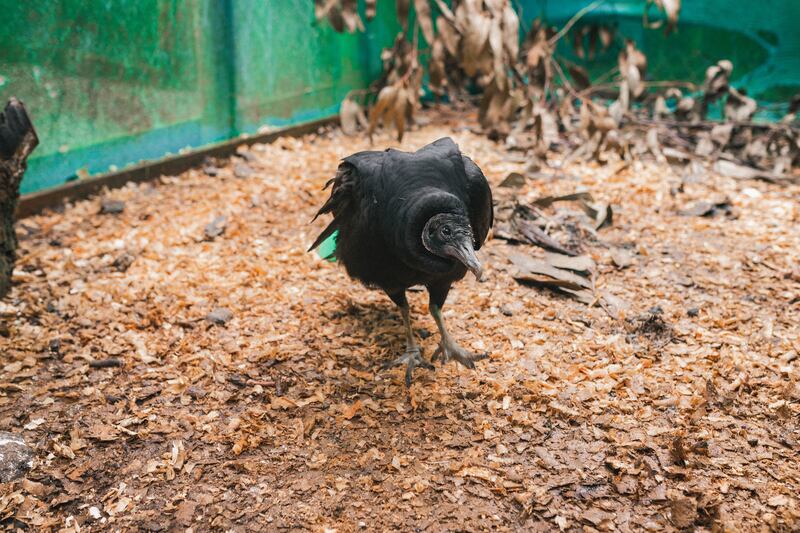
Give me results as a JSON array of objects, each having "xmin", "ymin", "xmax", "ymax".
[{"xmin": 308, "ymin": 162, "xmax": 355, "ymax": 253}]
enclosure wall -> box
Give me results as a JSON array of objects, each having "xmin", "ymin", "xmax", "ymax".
[
  {"xmin": 2, "ymin": 0, "xmax": 797, "ymax": 195},
  {"xmin": 0, "ymin": 0, "xmax": 399, "ymax": 194}
]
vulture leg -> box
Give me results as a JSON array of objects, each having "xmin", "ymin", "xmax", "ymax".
[
  {"xmin": 381, "ymin": 291, "xmax": 434, "ymax": 387},
  {"xmin": 428, "ymin": 284, "xmax": 488, "ymax": 369}
]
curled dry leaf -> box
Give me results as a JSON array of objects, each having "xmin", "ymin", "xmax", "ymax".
[
  {"xmin": 645, "ymin": 0, "xmax": 681, "ymax": 34},
  {"xmin": 543, "ymin": 251, "xmax": 594, "ymax": 274},
  {"xmin": 702, "ymin": 59, "xmax": 733, "ymax": 114},
  {"xmin": 368, "ymin": 85, "xmax": 398, "ymax": 140},
  {"xmin": 510, "ymin": 217, "xmax": 578, "ymax": 256},
  {"xmin": 393, "ymin": 87, "xmax": 410, "ymax": 142},
  {"xmin": 509, "ymin": 252, "xmax": 592, "ymax": 291},
  {"xmin": 618, "ymin": 40, "xmax": 647, "ymax": 99},
  {"xmin": 501, "ymin": 3, "xmax": 520, "ymax": 61},
  {"xmin": 436, "ymin": 15, "xmax": 461, "ymax": 57},
  {"xmin": 567, "ymin": 64, "xmax": 591, "ymax": 91},
  {"xmin": 489, "ymin": 16, "xmax": 506, "ymax": 89},
  {"xmin": 340, "ymin": 98, "xmax": 367, "ymax": 136},
  {"xmin": 326, "ymin": 5, "xmax": 345, "ymax": 32},
  {"xmin": 314, "ymin": 0, "xmax": 338, "ymax": 21},
  {"xmin": 611, "ymin": 248, "xmax": 634, "ymax": 269},
  {"xmin": 724, "ymin": 88, "xmax": 757, "ymax": 122},
  {"xmin": 458, "ymin": 3, "xmax": 492, "ymax": 77},
  {"xmin": 710, "ymin": 123, "xmax": 733, "ymax": 147},
  {"xmin": 525, "ymin": 26, "xmax": 551, "ymax": 100},
  {"xmin": 646, "ymin": 127, "xmax": 665, "ymax": 161},
  {"xmin": 341, "ymin": 0, "xmax": 364, "ymax": 33},
  {"xmin": 598, "ymin": 25, "xmax": 614, "ymax": 49},
  {"xmin": 429, "ymin": 38, "xmax": 448, "ymax": 97},
  {"xmin": 675, "ymin": 95, "xmax": 697, "ymax": 121},
  {"xmin": 499, "ymin": 172, "xmax": 525, "ymax": 188},
  {"xmin": 204, "ymin": 215, "xmax": 227, "ymax": 240},
  {"xmin": 365, "ymin": 0, "xmax": 376, "ymax": 21},
  {"xmin": 396, "ymin": 0, "xmax": 410, "ymax": 30},
  {"xmin": 414, "ymin": 0, "xmax": 435, "ymax": 44}
]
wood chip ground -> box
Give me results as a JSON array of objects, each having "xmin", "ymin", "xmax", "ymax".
[{"xmin": 1, "ymin": 109, "xmax": 798, "ymax": 531}]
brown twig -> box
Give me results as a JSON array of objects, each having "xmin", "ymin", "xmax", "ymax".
[
  {"xmin": 549, "ymin": 57, "xmax": 589, "ymax": 105},
  {"xmin": 548, "ymin": 0, "xmax": 607, "ymax": 47},
  {"xmin": 631, "ymin": 116, "xmax": 798, "ymax": 132}
]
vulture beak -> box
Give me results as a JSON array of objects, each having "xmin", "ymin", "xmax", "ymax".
[{"xmin": 449, "ymin": 240, "xmax": 483, "ymax": 281}]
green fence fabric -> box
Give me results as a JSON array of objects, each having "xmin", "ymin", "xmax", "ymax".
[
  {"xmin": 0, "ymin": 1, "xmax": 399, "ymax": 195},
  {"xmin": 1, "ymin": 1, "xmax": 797, "ymax": 195}
]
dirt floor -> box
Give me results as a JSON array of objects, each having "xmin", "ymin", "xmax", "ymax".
[{"xmin": 1, "ymin": 109, "xmax": 799, "ymax": 532}]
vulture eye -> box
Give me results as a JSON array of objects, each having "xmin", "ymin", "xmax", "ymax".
[{"xmin": 441, "ymin": 226, "xmax": 452, "ymax": 238}]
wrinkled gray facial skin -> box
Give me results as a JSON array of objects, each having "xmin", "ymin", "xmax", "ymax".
[{"xmin": 422, "ymin": 213, "xmax": 483, "ymax": 279}]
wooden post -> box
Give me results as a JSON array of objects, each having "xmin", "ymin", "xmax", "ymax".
[{"xmin": 0, "ymin": 98, "xmax": 39, "ymax": 298}]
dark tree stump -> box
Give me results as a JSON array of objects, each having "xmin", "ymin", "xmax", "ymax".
[{"xmin": 0, "ymin": 98, "xmax": 38, "ymax": 298}]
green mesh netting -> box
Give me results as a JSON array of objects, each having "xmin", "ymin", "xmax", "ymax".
[{"xmin": 521, "ymin": 0, "xmax": 800, "ymax": 118}]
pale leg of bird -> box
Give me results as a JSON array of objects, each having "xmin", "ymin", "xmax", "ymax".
[
  {"xmin": 381, "ymin": 292, "xmax": 435, "ymax": 387},
  {"xmin": 429, "ymin": 304, "xmax": 488, "ymax": 369}
]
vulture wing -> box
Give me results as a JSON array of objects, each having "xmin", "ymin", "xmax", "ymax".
[{"xmin": 461, "ymin": 154, "xmax": 493, "ymax": 249}]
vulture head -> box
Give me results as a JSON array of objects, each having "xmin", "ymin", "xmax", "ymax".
[{"xmin": 421, "ymin": 212, "xmax": 482, "ymax": 280}]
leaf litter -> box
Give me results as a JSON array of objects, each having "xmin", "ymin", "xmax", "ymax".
[{"xmin": 0, "ymin": 109, "xmax": 798, "ymax": 530}]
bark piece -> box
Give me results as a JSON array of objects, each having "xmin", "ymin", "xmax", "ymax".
[{"xmin": 0, "ymin": 98, "xmax": 39, "ymax": 298}]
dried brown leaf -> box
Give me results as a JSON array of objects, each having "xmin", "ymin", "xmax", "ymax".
[
  {"xmin": 611, "ymin": 248, "xmax": 634, "ymax": 269},
  {"xmin": 458, "ymin": 2, "xmax": 492, "ymax": 77},
  {"xmin": 509, "ymin": 252, "xmax": 592, "ymax": 292},
  {"xmin": 365, "ymin": 0, "xmax": 377, "ymax": 21},
  {"xmin": 397, "ymin": 0, "xmax": 410, "ymax": 29},
  {"xmin": 436, "ymin": 16, "xmax": 460, "ymax": 57},
  {"xmin": 543, "ymin": 252, "xmax": 594, "ymax": 274},
  {"xmin": 499, "ymin": 172, "xmax": 525, "ymax": 188},
  {"xmin": 501, "ymin": 4, "xmax": 520, "ymax": 60},
  {"xmin": 414, "ymin": 0, "xmax": 435, "ymax": 44},
  {"xmin": 326, "ymin": 6, "xmax": 345, "ymax": 32},
  {"xmin": 567, "ymin": 64, "xmax": 590, "ymax": 91},
  {"xmin": 393, "ymin": 87, "xmax": 410, "ymax": 142},
  {"xmin": 489, "ymin": 16, "xmax": 506, "ymax": 89},
  {"xmin": 429, "ymin": 38, "xmax": 447, "ymax": 96},
  {"xmin": 368, "ymin": 85, "xmax": 399, "ymax": 140},
  {"xmin": 724, "ymin": 87, "xmax": 757, "ymax": 122},
  {"xmin": 618, "ymin": 40, "xmax": 646, "ymax": 99},
  {"xmin": 341, "ymin": 0, "xmax": 364, "ymax": 33},
  {"xmin": 340, "ymin": 98, "xmax": 366, "ymax": 136}
]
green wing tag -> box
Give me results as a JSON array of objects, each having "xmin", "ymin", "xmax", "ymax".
[{"xmin": 316, "ymin": 230, "xmax": 338, "ymax": 262}]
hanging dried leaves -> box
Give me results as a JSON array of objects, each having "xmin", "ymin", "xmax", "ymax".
[
  {"xmin": 333, "ymin": 1, "xmax": 797, "ymax": 180},
  {"xmin": 366, "ymin": 32, "xmax": 422, "ymax": 142},
  {"xmin": 315, "ymin": 0, "xmax": 366, "ymax": 33}
]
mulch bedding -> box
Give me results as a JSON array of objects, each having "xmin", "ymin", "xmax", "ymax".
[{"xmin": 1, "ymin": 108, "xmax": 798, "ymax": 532}]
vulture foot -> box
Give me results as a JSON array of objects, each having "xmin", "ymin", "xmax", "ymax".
[
  {"xmin": 381, "ymin": 348, "xmax": 435, "ymax": 387},
  {"xmin": 431, "ymin": 340, "xmax": 488, "ymax": 369}
]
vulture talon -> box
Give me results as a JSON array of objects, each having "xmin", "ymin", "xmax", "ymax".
[
  {"xmin": 434, "ymin": 340, "xmax": 488, "ymax": 370},
  {"xmin": 381, "ymin": 348, "xmax": 434, "ymax": 387}
]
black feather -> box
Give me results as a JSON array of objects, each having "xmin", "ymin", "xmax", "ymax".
[{"xmin": 309, "ymin": 137, "xmax": 493, "ymax": 295}]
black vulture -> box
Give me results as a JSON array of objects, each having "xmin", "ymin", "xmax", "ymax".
[{"xmin": 309, "ymin": 137, "xmax": 494, "ymax": 386}]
